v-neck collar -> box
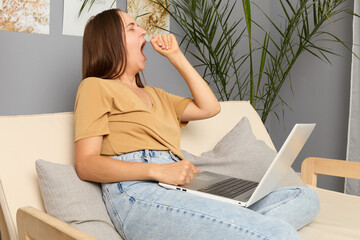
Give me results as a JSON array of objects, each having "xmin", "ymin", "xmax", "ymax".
[
  {"xmin": 117, "ymin": 80, "xmax": 155, "ymax": 112},
  {"xmin": 143, "ymin": 87, "xmax": 155, "ymax": 112}
]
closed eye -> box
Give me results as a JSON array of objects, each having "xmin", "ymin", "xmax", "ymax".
[{"xmin": 127, "ymin": 22, "xmax": 136, "ymax": 30}]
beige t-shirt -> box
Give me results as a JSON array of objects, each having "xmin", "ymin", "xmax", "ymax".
[{"xmin": 74, "ymin": 77, "xmax": 193, "ymax": 159}]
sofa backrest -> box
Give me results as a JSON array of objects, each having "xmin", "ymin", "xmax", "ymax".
[
  {"xmin": 0, "ymin": 101, "xmax": 274, "ymax": 240},
  {"xmin": 181, "ymin": 101, "xmax": 275, "ymax": 155},
  {"xmin": 0, "ymin": 112, "xmax": 75, "ymax": 240}
]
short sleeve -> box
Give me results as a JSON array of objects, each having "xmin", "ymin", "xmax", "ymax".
[
  {"xmin": 166, "ymin": 92, "xmax": 193, "ymax": 128},
  {"xmin": 74, "ymin": 78, "xmax": 111, "ymax": 142}
]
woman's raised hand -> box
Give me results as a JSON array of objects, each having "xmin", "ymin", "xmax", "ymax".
[{"xmin": 150, "ymin": 34, "xmax": 181, "ymax": 59}]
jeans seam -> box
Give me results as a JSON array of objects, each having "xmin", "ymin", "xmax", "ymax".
[
  {"xmin": 294, "ymin": 190, "xmax": 320, "ymax": 230},
  {"xmin": 103, "ymin": 185, "xmax": 128, "ymax": 240},
  {"xmin": 131, "ymin": 197, "xmax": 271, "ymax": 240},
  {"xmin": 260, "ymin": 188, "xmax": 302, "ymax": 215}
]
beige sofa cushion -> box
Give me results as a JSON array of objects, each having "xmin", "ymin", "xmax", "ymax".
[
  {"xmin": 299, "ymin": 186, "xmax": 360, "ymax": 239},
  {"xmin": 181, "ymin": 101, "xmax": 275, "ymax": 155}
]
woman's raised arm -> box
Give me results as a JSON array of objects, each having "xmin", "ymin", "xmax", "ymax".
[{"xmin": 150, "ymin": 34, "xmax": 221, "ymax": 122}]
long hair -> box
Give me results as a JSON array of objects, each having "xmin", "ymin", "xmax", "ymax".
[{"xmin": 82, "ymin": 9, "xmax": 144, "ymax": 87}]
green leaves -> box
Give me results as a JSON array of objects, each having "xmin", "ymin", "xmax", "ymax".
[
  {"xmin": 165, "ymin": 0, "xmax": 248, "ymax": 101},
  {"xmin": 175, "ymin": 0, "xmax": 356, "ymax": 123},
  {"xmin": 242, "ymin": 0, "xmax": 252, "ymax": 38},
  {"xmin": 242, "ymin": 0, "xmax": 254, "ymax": 106},
  {"xmin": 78, "ymin": 0, "xmax": 116, "ymax": 17},
  {"xmin": 257, "ymin": 0, "xmax": 353, "ymax": 122}
]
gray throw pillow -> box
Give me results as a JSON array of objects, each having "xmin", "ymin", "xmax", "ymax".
[
  {"xmin": 182, "ymin": 117, "xmax": 305, "ymax": 186},
  {"xmin": 35, "ymin": 159, "xmax": 123, "ymax": 240}
]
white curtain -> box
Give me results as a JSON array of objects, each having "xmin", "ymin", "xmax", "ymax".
[{"xmin": 345, "ymin": 1, "xmax": 360, "ymax": 196}]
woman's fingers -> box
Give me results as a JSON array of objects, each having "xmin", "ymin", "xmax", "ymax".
[
  {"xmin": 180, "ymin": 159, "xmax": 199, "ymax": 184},
  {"xmin": 155, "ymin": 34, "xmax": 170, "ymax": 50},
  {"xmin": 162, "ymin": 34, "xmax": 170, "ymax": 49},
  {"xmin": 150, "ymin": 35, "xmax": 164, "ymax": 51},
  {"xmin": 150, "ymin": 34, "xmax": 179, "ymax": 54},
  {"xmin": 155, "ymin": 159, "xmax": 199, "ymax": 186}
]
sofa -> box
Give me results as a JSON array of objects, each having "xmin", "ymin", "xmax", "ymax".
[{"xmin": 1, "ymin": 101, "xmax": 360, "ymax": 240}]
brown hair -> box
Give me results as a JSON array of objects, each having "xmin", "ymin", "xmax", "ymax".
[{"xmin": 82, "ymin": 9, "xmax": 144, "ymax": 87}]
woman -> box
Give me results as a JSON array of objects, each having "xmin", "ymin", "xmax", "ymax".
[{"xmin": 74, "ymin": 9, "xmax": 319, "ymax": 240}]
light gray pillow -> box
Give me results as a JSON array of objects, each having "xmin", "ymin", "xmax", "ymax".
[
  {"xmin": 182, "ymin": 117, "xmax": 305, "ymax": 186},
  {"xmin": 35, "ymin": 159, "xmax": 123, "ymax": 240}
]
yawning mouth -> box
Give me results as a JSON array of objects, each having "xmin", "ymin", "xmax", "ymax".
[{"xmin": 141, "ymin": 41, "xmax": 146, "ymax": 57}]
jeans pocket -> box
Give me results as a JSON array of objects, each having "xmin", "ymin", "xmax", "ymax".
[
  {"xmin": 169, "ymin": 150, "xmax": 181, "ymax": 162},
  {"xmin": 149, "ymin": 151, "xmax": 180, "ymax": 164},
  {"xmin": 103, "ymin": 182, "xmax": 141, "ymax": 239}
]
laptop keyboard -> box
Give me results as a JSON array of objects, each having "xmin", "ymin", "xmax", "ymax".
[{"xmin": 198, "ymin": 178, "xmax": 258, "ymax": 199}]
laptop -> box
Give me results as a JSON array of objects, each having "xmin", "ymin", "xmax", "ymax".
[{"xmin": 159, "ymin": 123, "xmax": 315, "ymax": 207}]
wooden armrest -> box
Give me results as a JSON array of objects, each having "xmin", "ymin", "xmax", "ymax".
[
  {"xmin": 0, "ymin": 204, "xmax": 10, "ymax": 240},
  {"xmin": 301, "ymin": 157, "xmax": 360, "ymax": 186},
  {"xmin": 17, "ymin": 206, "xmax": 98, "ymax": 240}
]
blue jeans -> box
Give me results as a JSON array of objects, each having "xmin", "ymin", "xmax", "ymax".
[{"xmin": 102, "ymin": 150, "xmax": 320, "ymax": 240}]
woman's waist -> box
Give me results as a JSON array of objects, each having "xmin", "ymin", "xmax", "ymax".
[
  {"xmin": 100, "ymin": 137, "xmax": 184, "ymax": 158},
  {"xmin": 111, "ymin": 149, "xmax": 181, "ymax": 164}
]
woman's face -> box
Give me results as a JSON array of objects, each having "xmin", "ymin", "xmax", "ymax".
[{"xmin": 120, "ymin": 12, "xmax": 147, "ymax": 76}]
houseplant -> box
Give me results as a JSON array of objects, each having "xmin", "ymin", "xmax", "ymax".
[{"xmin": 79, "ymin": 0, "xmax": 357, "ymax": 123}]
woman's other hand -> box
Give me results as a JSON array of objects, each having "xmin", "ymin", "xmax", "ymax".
[
  {"xmin": 152, "ymin": 159, "xmax": 200, "ymax": 186},
  {"xmin": 150, "ymin": 34, "xmax": 181, "ymax": 60}
]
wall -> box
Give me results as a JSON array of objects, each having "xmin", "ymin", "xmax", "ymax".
[
  {"xmin": 0, "ymin": 1, "xmax": 192, "ymax": 116},
  {"xmin": 268, "ymin": 0, "xmax": 354, "ymax": 193},
  {"xmin": 0, "ymin": 1, "xmax": 272, "ymax": 116}
]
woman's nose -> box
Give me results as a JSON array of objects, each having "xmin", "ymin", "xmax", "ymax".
[{"xmin": 140, "ymin": 27, "xmax": 147, "ymax": 37}]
